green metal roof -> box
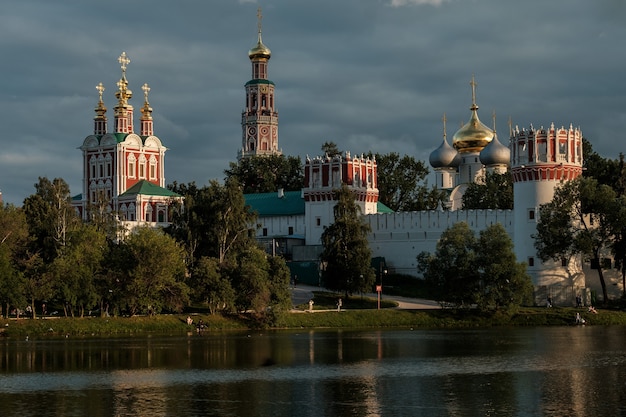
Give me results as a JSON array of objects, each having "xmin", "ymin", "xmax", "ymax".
[
  {"xmin": 120, "ymin": 180, "xmax": 181, "ymax": 197},
  {"xmin": 244, "ymin": 79, "xmax": 276, "ymax": 87},
  {"xmin": 245, "ymin": 191, "xmax": 304, "ymax": 217},
  {"xmin": 376, "ymin": 202, "xmax": 394, "ymax": 213}
]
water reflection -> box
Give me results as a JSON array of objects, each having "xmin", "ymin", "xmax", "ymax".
[{"xmin": 1, "ymin": 327, "xmax": 626, "ymax": 416}]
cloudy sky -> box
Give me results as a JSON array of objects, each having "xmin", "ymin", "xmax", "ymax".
[{"xmin": 1, "ymin": 0, "xmax": 625, "ymax": 205}]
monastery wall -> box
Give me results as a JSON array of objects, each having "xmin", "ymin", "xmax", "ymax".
[{"xmin": 365, "ymin": 209, "xmax": 514, "ymax": 276}]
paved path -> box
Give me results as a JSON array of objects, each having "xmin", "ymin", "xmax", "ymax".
[{"xmin": 290, "ymin": 284, "xmax": 440, "ymax": 311}]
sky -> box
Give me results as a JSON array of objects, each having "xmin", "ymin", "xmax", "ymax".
[{"xmin": 1, "ymin": 0, "xmax": 625, "ymax": 205}]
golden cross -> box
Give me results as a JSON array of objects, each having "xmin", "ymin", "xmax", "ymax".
[
  {"xmin": 442, "ymin": 113, "xmax": 447, "ymax": 138},
  {"xmin": 96, "ymin": 82, "xmax": 105, "ymax": 101},
  {"xmin": 118, "ymin": 52, "xmax": 130, "ymax": 74},
  {"xmin": 470, "ymin": 74, "xmax": 477, "ymax": 105},
  {"xmin": 492, "ymin": 110, "xmax": 497, "ymax": 132},
  {"xmin": 142, "ymin": 83, "xmax": 150, "ymax": 102},
  {"xmin": 257, "ymin": 7, "xmax": 263, "ymax": 34}
]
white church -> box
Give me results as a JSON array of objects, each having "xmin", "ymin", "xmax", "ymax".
[{"xmin": 239, "ymin": 12, "xmax": 618, "ymax": 305}]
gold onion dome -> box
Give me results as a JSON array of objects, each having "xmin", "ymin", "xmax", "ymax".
[
  {"xmin": 248, "ymin": 38, "xmax": 271, "ymax": 60},
  {"xmin": 452, "ymin": 77, "xmax": 493, "ymax": 153},
  {"xmin": 249, "ymin": 8, "xmax": 271, "ymax": 60}
]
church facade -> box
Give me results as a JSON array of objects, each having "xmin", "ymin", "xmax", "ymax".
[{"xmin": 73, "ymin": 52, "xmax": 181, "ymax": 230}]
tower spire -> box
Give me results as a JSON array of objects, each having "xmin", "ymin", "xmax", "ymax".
[
  {"xmin": 140, "ymin": 83, "xmax": 154, "ymax": 136},
  {"xmin": 94, "ymin": 82, "xmax": 107, "ymax": 135},
  {"xmin": 470, "ymin": 74, "xmax": 478, "ymax": 111},
  {"xmin": 114, "ymin": 52, "xmax": 134, "ymax": 134}
]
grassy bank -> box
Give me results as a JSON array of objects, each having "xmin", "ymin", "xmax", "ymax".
[{"xmin": 3, "ymin": 306, "xmax": 626, "ymax": 339}]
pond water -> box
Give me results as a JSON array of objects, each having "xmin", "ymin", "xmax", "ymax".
[{"xmin": 1, "ymin": 326, "xmax": 626, "ymax": 416}]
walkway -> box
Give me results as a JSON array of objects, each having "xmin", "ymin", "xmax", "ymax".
[{"xmin": 290, "ymin": 284, "xmax": 440, "ymax": 311}]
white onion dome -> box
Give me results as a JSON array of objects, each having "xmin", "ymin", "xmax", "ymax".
[
  {"xmin": 430, "ymin": 137, "xmax": 461, "ymax": 169},
  {"xmin": 479, "ymin": 132, "xmax": 510, "ymax": 166}
]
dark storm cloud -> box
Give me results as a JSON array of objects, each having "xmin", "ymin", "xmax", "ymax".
[{"xmin": 0, "ymin": 0, "xmax": 625, "ymax": 204}]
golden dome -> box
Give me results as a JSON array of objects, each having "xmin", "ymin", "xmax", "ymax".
[
  {"xmin": 248, "ymin": 36, "xmax": 271, "ymax": 60},
  {"xmin": 452, "ymin": 76, "xmax": 493, "ymax": 153},
  {"xmin": 452, "ymin": 106, "xmax": 493, "ymax": 153}
]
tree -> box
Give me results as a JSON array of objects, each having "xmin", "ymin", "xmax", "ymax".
[
  {"xmin": 190, "ymin": 256, "xmax": 235, "ymax": 314},
  {"xmin": 417, "ymin": 222, "xmax": 478, "ymax": 307},
  {"xmin": 224, "ymin": 154, "xmax": 304, "ymax": 194},
  {"xmin": 321, "ymin": 141, "xmax": 341, "ymax": 158},
  {"xmin": 320, "ymin": 185, "xmax": 376, "ymax": 296},
  {"xmin": 111, "ymin": 227, "xmax": 189, "ymax": 316},
  {"xmin": 228, "ymin": 246, "xmax": 272, "ymax": 314},
  {"xmin": 418, "ymin": 222, "xmax": 532, "ymax": 310},
  {"xmin": 366, "ymin": 151, "xmax": 446, "ymax": 211},
  {"xmin": 474, "ymin": 224, "xmax": 533, "ymax": 310},
  {"xmin": 534, "ymin": 177, "xmax": 624, "ymax": 304},
  {"xmin": 462, "ymin": 171, "xmax": 514, "ymax": 210},
  {"xmin": 23, "ymin": 177, "xmax": 79, "ymax": 263},
  {"xmin": 49, "ymin": 224, "xmax": 106, "ymax": 317},
  {"xmin": 0, "ymin": 204, "xmax": 28, "ymax": 317},
  {"xmin": 167, "ymin": 179, "xmax": 258, "ymax": 266}
]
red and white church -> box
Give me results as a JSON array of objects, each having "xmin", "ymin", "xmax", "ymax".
[{"xmin": 72, "ymin": 52, "xmax": 181, "ymax": 228}]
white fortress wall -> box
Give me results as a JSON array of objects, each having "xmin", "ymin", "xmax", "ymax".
[{"xmin": 366, "ymin": 209, "xmax": 514, "ymax": 276}]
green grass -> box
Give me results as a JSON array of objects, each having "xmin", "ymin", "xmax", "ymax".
[{"xmin": 3, "ymin": 303, "xmax": 626, "ymax": 339}]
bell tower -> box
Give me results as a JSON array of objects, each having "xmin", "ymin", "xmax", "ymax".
[{"xmin": 239, "ymin": 7, "xmax": 280, "ymax": 159}]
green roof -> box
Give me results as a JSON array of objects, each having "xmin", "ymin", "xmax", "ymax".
[
  {"xmin": 120, "ymin": 180, "xmax": 181, "ymax": 197},
  {"xmin": 244, "ymin": 79, "xmax": 276, "ymax": 87},
  {"xmin": 377, "ymin": 202, "xmax": 394, "ymax": 213},
  {"xmin": 244, "ymin": 190, "xmax": 394, "ymax": 216},
  {"xmin": 245, "ymin": 191, "xmax": 304, "ymax": 217}
]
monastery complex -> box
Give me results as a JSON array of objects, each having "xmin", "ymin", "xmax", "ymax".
[{"xmin": 74, "ymin": 10, "xmax": 620, "ymax": 306}]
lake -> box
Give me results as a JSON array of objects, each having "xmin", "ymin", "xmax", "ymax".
[{"xmin": 1, "ymin": 326, "xmax": 626, "ymax": 416}]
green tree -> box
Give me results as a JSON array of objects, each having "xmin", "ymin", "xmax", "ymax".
[
  {"xmin": 474, "ymin": 224, "xmax": 533, "ymax": 310},
  {"xmin": 190, "ymin": 256, "xmax": 235, "ymax": 314},
  {"xmin": 462, "ymin": 171, "xmax": 514, "ymax": 210},
  {"xmin": 417, "ymin": 222, "xmax": 478, "ymax": 307},
  {"xmin": 418, "ymin": 222, "xmax": 532, "ymax": 310},
  {"xmin": 228, "ymin": 246, "xmax": 272, "ymax": 314},
  {"xmin": 321, "ymin": 141, "xmax": 342, "ymax": 158},
  {"xmin": 320, "ymin": 185, "xmax": 376, "ymax": 296},
  {"xmin": 366, "ymin": 151, "xmax": 445, "ymax": 211},
  {"xmin": 112, "ymin": 227, "xmax": 189, "ymax": 316},
  {"xmin": 23, "ymin": 177, "xmax": 79, "ymax": 263},
  {"xmin": 49, "ymin": 224, "xmax": 106, "ymax": 317},
  {"xmin": 224, "ymin": 154, "xmax": 304, "ymax": 194},
  {"xmin": 0, "ymin": 204, "xmax": 28, "ymax": 317},
  {"xmin": 167, "ymin": 179, "xmax": 258, "ymax": 265},
  {"xmin": 534, "ymin": 177, "xmax": 623, "ymax": 304}
]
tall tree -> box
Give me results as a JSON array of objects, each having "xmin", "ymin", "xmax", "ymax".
[
  {"xmin": 462, "ymin": 171, "xmax": 514, "ymax": 210},
  {"xmin": 321, "ymin": 141, "xmax": 342, "ymax": 158},
  {"xmin": 224, "ymin": 154, "xmax": 304, "ymax": 194},
  {"xmin": 167, "ymin": 180, "xmax": 258, "ymax": 265},
  {"xmin": 49, "ymin": 224, "xmax": 106, "ymax": 317},
  {"xmin": 0, "ymin": 204, "xmax": 28, "ymax": 317},
  {"xmin": 320, "ymin": 185, "xmax": 375, "ymax": 296},
  {"xmin": 418, "ymin": 222, "xmax": 532, "ymax": 310},
  {"xmin": 23, "ymin": 177, "xmax": 79, "ymax": 263},
  {"xmin": 190, "ymin": 256, "xmax": 235, "ymax": 314},
  {"xmin": 474, "ymin": 224, "xmax": 533, "ymax": 310},
  {"xmin": 534, "ymin": 177, "xmax": 624, "ymax": 304},
  {"xmin": 366, "ymin": 151, "xmax": 445, "ymax": 211},
  {"xmin": 417, "ymin": 222, "xmax": 478, "ymax": 307},
  {"xmin": 111, "ymin": 227, "xmax": 189, "ymax": 316}
]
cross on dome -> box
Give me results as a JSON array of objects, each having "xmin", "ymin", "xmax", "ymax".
[
  {"xmin": 142, "ymin": 83, "xmax": 151, "ymax": 102},
  {"xmin": 118, "ymin": 52, "xmax": 130, "ymax": 74}
]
